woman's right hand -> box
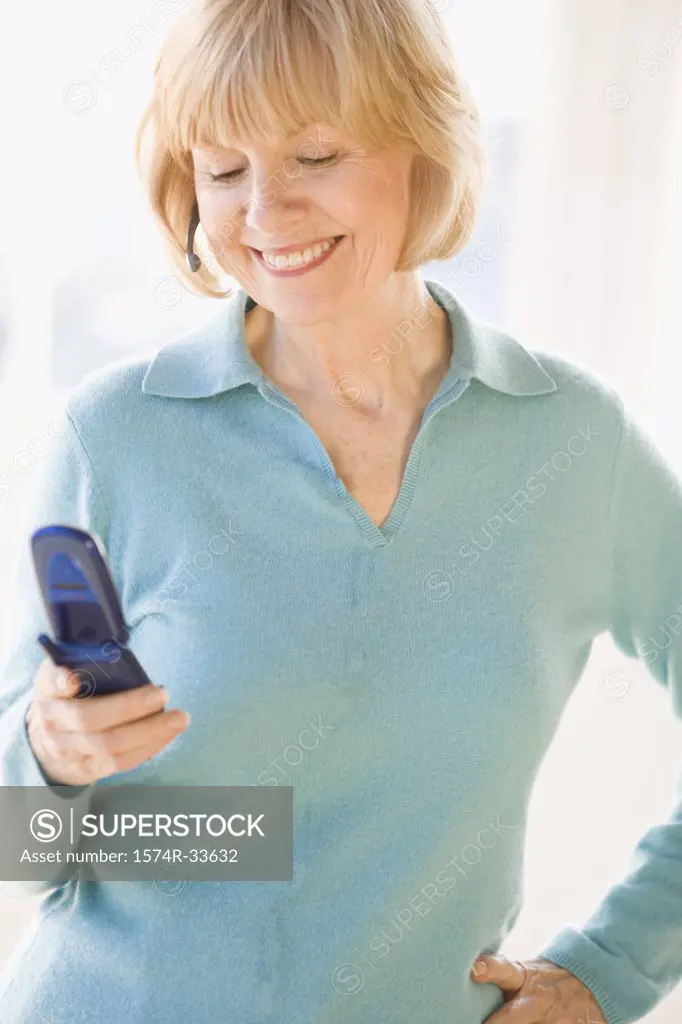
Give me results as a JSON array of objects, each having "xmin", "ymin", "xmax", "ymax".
[{"xmin": 25, "ymin": 658, "xmax": 191, "ymax": 786}]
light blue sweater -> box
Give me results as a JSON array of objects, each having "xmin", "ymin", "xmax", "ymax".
[{"xmin": 1, "ymin": 277, "xmax": 682, "ymax": 1024}]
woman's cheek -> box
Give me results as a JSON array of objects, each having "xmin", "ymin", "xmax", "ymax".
[{"xmin": 211, "ymin": 205, "xmax": 242, "ymax": 250}]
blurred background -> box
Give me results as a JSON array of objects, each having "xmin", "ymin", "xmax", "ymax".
[{"xmin": 1, "ymin": 0, "xmax": 682, "ymax": 1018}]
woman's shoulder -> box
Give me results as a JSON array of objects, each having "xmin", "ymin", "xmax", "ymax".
[
  {"xmin": 521, "ymin": 344, "xmax": 625, "ymax": 418},
  {"xmin": 451, "ymin": 287, "xmax": 625, "ymax": 419},
  {"xmin": 62, "ymin": 305, "xmax": 232, "ymax": 428},
  {"xmin": 63, "ymin": 353, "xmax": 160, "ymax": 437},
  {"xmin": 59, "ymin": 330, "xmax": 208, "ymax": 466}
]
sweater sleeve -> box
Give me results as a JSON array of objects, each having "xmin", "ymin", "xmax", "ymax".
[
  {"xmin": 537, "ymin": 394, "xmax": 682, "ymax": 1024},
  {"xmin": 0, "ymin": 404, "xmax": 108, "ymax": 897}
]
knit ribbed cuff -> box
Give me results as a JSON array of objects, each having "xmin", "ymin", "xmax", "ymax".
[{"xmin": 538, "ymin": 925, "xmax": 657, "ymax": 1024}]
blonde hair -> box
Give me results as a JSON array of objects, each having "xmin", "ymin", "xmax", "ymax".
[{"xmin": 134, "ymin": 0, "xmax": 486, "ymax": 300}]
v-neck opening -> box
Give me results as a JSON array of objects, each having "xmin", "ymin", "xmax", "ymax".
[
  {"xmin": 258, "ymin": 371, "xmax": 471, "ymax": 549},
  {"xmin": 246, "ymin": 282, "xmax": 472, "ymax": 548}
]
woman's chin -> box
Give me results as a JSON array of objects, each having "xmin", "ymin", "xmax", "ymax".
[{"xmin": 263, "ymin": 295, "xmax": 341, "ymax": 326}]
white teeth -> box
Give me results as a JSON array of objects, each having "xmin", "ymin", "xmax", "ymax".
[{"xmin": 262, "ymin": 237, "xmax": 338, "ymax": 269}]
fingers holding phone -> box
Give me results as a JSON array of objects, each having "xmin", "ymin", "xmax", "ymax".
[{"xmin": 26, "ymin": 658, "xmax": 191, "ymax": 787}]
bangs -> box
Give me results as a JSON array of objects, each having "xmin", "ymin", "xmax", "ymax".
[{"xmin": 158, "ymin": 0, "xmax": 405, "ymax": 172}]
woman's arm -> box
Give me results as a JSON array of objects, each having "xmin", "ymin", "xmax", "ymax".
[
  {"xmin": 537, "ymin": 393, "xmax": 682, "ymax": 1024},
  {"xmin": 0, "ymin": 405, "xmax": 106, "ymax": 896}
]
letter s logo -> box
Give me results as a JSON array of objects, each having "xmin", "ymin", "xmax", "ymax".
[{"xmin": 30, "ymin": 809, "xmax": 63, "ymax": 842}]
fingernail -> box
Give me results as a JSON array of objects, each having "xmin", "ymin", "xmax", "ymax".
[{"xmin": 472, "ymin": 959, "xmax": 487, "ymax": 976}]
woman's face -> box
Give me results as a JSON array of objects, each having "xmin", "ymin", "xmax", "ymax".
[{"xmin": 191, "ymin": 125, "xmax": 415, "ymax": 323}]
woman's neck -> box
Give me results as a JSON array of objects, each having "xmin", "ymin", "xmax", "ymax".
[{"xmin": 244, "ymin": 280, "xmax": 453, "ymax": 415}]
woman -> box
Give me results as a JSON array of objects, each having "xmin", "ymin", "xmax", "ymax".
[{"xmin": 1, "ymin": 0, "xmax": 681, "ymax": 1021}]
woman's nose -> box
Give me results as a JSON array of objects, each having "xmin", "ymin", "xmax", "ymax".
[{"xmin": 244, "ymin": 162, "xmax": 304, "ymax": 231}]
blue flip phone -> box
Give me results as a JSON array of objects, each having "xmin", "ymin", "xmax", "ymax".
[{"xmin": 31, "ymin": 525, "xmax": 152, "ymax": 698}]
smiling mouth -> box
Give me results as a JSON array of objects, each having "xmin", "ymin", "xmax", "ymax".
[{"xmin": 250, "ymin": 234, "xmax": 346, "ymax": 273}]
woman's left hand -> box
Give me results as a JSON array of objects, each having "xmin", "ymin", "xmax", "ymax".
[{"xmin": 470, "ymin": 953, "xmax": 607, "ymax": 1023}]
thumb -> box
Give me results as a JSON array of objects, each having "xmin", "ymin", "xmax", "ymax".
[{"xmin": 471, "ymin": 954, "xmax": 527, "ymax": 994}]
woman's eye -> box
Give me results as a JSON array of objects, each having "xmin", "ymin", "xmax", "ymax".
[
  {"xmin": 299, "ymin": 154, "xmax": 339, "ymax": 167},
  {"xmin": 210, "ymin": 154, "xmax": 338, "ymax": 183},
  {"xmin": 210, "ymin": 170, "xmax": 243, "ymax": 182}
]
